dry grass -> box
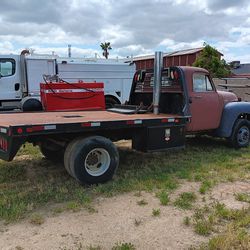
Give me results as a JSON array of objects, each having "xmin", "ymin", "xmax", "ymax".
[
  {"xmin": 29, "ymin": 213, "xmax": 45, "ymax": 225},
  {"xmin": 0, "ymin": 137, "xmax": 250, "ymax": 248}
]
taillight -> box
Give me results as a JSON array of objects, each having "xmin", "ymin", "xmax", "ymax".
[{"xmin": 0, "ymin": 137, "xmax": 8, "ymax": 151}]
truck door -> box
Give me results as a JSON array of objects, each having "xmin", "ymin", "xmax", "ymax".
[
  {"xmin": 187, "ymin": 73, "xmax": 221, "ymax": 132},
  {"xmin": 25, "ymin": 58, "xmax": 56, "ymax": 98},
  {"xmin": 0, "ymin": 57, "xmax": 21, "ymax": 101}
]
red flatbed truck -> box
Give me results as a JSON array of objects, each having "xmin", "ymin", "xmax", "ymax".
[
  {"xmin": 1, "ymin": 52, "xmax": 250, "ymax": 185},
  {"xmin": 0, "ymin": 110, "xmax": 187, "ymax": 184}
]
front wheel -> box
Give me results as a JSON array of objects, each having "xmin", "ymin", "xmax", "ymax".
[
  {"xmin": 64, "ymin": 136, "xmax": 119, "ymax": 184},
  {"xmin": 228, "ymin": 119, "xmax": 250, "ymax": 148},
  {"xmin": 105, "ymin": 96, "xmax": 119, "ymax": 109},
  {"xmin": 21, "ymin": 98, "xmax": 43, "ymax": 111}
]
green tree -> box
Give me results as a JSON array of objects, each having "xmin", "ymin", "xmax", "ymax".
[
  {"xmin": 193, "ymin": 44, "xmax": 231, "ymax": 78},
  {"xmin": 100, "ymin": 42, "xmax": 112, "ymax": 59}
]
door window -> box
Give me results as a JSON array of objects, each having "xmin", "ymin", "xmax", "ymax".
[
  {"xmin": 193, "ymin": 74, "xmax": 213, "ymax": 92},
  {"xmin": 0, "ymin": 59, "xmax": 16, "ymax": 77}
]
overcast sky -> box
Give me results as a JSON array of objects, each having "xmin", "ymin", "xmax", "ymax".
[{"xmin": 0, "ymin": 0, "xmax": 250, "ymax": 62}]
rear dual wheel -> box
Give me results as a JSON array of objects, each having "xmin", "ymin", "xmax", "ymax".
[{"xmin": 64, "ymin": 136, "xmax": 119, "ymax": 185}]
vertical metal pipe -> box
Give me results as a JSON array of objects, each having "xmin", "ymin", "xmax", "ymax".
[
  {"xmin": 153, "ymin": 51, "xmax": 163, "ymax": 114},
  {"xmin": 68, "ymin": 44, "xmax": 72, "ymax": 58}
]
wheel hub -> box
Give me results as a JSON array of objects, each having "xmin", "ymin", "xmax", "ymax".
[
  {"xmin": 237, "ymin": 126, "xmax": 250, "ymax": 145},
  {"xmin": 84, "ymin": 148, "xmax": 111, "ymax": 176},
  {"xmin": 86, "ymin": 152, "xmax": 99, "ymax": 166}
]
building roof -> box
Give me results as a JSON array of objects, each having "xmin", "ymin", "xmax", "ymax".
[
  {"xmin": 132, "ymin": 53, "xmax": 170, "ymax": 61},
  {"xmin": 167, "ymin": 47, "xmax": 203, "ymax": 56},
  {"xmin": 132, "ymin": 47, "xmax": 223, "ymax": 62},
  {"xmin": 231, "ymin": 64, "xmax": 250, "ymax": 75}
]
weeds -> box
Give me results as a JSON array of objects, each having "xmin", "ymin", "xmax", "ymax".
[
  {"xmin": 134, "ymin": 191, "xmax": 142, "ymax": 197},
  {"xmin": 134, "ymin": 218, "xmax": 142, "ymax": 226},
  {"xmin": 15, "ymin": 246, "xmax": 24, "ymax": 250},
  {"xmin": 199, "ymin": 180, "xmax": 213, "ymax": 194},
  {"xmin": 136, "ymin": 199, "xmax": 148, "ymax": 206},
  {"xmin": 87, "ymin": 245, "xmax": 101, "ymax": 250},
  {"xmin": 29, "ymin": 213, "xmax": 45, "ymax": 225},
  {"xmin": 112, "ymin": 242, "xmax": 136, "ymax": 250},
  {"xmin": 191, "ymin": 202, "xmax": 250, "ymax": 249},
  {"xmin": 235, "ymin": 193, "xmax": 250, "ymax": 203},
  {"xmin": 192, "ymin": 206, "xmax": 214, "ymax": 236},
  {"xmin": 65, "ymin": 201, "xmax": 81, "ymax": 212},
  {"xmin": 52, "ymin": 207, "xmax": 64, "ymax": 214},
  {"xmin": 183, "ymin": 216, "xmax": 191, "ymax": 226},
  {"xmin": 152, "ymin": 208, "xmax": 161, "ymax": 217},
  {"xmin": 207, "ymin": 227, "xmax": 250, "ymax": 250},
  {"xmin": 157, "ymin": 191, "xmax": 170, "ymax": 206},
  {"xmin": 194, "ymin": 219, "xmax": 213, "ymax": 236},
  {"xmin": 174, "ymin": 192, "xmax": 197, "ymax": 210}
]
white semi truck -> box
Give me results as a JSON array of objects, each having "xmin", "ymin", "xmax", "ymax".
[{"xmin": 0, "ymin": 51, "xmax": 135, "ymax": 111}]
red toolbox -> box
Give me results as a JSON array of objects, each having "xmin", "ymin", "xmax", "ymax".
[{"xmin": 40, "ymin": 82, "xmax": 105, "ymax": 111}]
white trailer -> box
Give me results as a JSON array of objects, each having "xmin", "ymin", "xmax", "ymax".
[{"xmin": 0, "ymin": 52, "xmax": 135, "ymax": 111}]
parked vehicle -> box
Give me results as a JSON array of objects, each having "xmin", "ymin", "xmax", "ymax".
[
  {"xmin": 0, "ymin": 52, "xmax": 249, "ymax": 185},
  {"xmin": 128, "ymin": 65, "xmax": 250, "ymax": 148},
  {"xmin": 0, "ymin": 51, "xmax": 135, "ymax": 111}
]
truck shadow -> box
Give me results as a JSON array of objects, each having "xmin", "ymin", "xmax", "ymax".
[
  {"xmin": 186, "ymin": 135, "xmax": 229, "ymax": 148},
  {"xmin": 117, "ymin": 136, "xmax": 245, "ymax": 178}
]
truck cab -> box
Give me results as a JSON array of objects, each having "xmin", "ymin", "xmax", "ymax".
[
  {"xmin": 0, "ymin": 54, "xmax": 56, "ymax": 110},
  {"xmin": 0, "ymin": 53, "xmax": 136, "ymax": 111},
  {"xmin": 128, "ymin": 66, "xmax": 250, "ymax": 148},
  {"xmin": 182, "ymin": 67, "xmax": 238, "ymax": 132},
  {"xmin": 0, "ymin": 55, "xmax": 22, "ymax": 109}
]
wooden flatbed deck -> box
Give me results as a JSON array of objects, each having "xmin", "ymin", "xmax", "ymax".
[
  {"xmin": 0, "ymin": 110, "xmax": 187, "ymax": 162},
  {"xmin": 0, "ymin": 110, "xmax": 182, "ymax": 127}
]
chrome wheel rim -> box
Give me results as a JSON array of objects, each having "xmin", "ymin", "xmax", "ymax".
[
  {"xmin": 237, "ymin": 126, "xmax": 250, "ymax": 146},
  {"xmin": 84, "ymin": 148, "xmax": 110, "ymax": 176}
]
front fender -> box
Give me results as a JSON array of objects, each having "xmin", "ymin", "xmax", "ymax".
[{"xmin": 216, "ymin": 102, "xmax": 250, "ymax": 137}]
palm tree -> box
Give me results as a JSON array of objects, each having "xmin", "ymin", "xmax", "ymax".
[{"xmin": 100, "ymin": 42, "xmax": 112, "ymax": 59}]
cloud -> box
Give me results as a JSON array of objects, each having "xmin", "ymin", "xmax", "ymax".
[
  {"xmin": 0, "ymin": 41, "xmax": 15, "ymax": 54},
  {"xmin": 0, "ymin": 0, "xmax": 250, "ymax": 60},
  {"xmin": 206, "ymin": 0, "xmax": 249, "ymax": 11},
  {"xmin": 0, "ymin": 0, "xmax": 63, "ymax": 24}
]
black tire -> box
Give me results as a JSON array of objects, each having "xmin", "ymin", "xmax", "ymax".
[
  {"xmin": 64, "ymin": 138, "xmax": 82, "ymax": 177},
  {"xmin": 22, "ymin": 98, "xmax": 43, "ymax": 111},
  {"xmin": 40, "ymin": 143, "xmax": 64, "ymax": 163},
  {"xmin": 65, "ymin": 136, "xmax": 119, "ymax": 185},
  {"xmin": 105, "ymin": 96, "xmax": 119, "ymax": 109},
  {"xmin": 229, "ymin": 119, "xmax": 250, "ymax": 148}
]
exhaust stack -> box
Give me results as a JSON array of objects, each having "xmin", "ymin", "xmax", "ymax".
[
  {"xmin": 68, "ymin": 44, "xmax": 72, "ymax": 58},
  {"xmin": 153, "ymin": 51, "xmax": 163, "ymax": 115}
]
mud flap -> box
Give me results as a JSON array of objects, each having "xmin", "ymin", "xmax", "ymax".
[{"xmin": 0, "ymin": 133, "xmax": 25, "ymax": 161}]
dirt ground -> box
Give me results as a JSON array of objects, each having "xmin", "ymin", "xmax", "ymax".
[{"xmin": 0, "ymin": 181, "xmax": 249, "ymax": 250}]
